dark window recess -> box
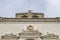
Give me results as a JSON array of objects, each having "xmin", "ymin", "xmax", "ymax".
[
  {"xmin": 26, "ymin": 39, "xmax": 34, "ymax": 40},
  {"xmin": 32, "ymin": 15, "xmax": 39, "ymax": 18},
  {"xmin": 21, "ymin": 15, "xmax": 27, "ymax": 18},
  {"xmin": 1, "ymin": 36, "xmax": 4, "ymax": 39}
]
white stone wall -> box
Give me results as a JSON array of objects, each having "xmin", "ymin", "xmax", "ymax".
[
  {"xmin": 42, "ymin": 38, "xmax": 59, "ymax": 40},
  {"xmin": 1, "ymin": 39, "xmax": 18, "ymax": 40},
  {"xmin": 0, "ymin": 22, "xmax": 60, "ymax": 38}
]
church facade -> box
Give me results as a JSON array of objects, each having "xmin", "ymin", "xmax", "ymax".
[{"xmin": 0, "ymin": 10, "xmax": 60, "ymax": 40}]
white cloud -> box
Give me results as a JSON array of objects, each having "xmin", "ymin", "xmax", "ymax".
[
  {"xmin": 0, "ymin": 0, "xmax": 29, "ymax": 17},
  {"xmin": 0, "ymin": 0, "xmax": 46, "ymax": 17},
  {"xmin": 47, "ymin": 0, "xmax": 60, "ymax": 6},
  {"xmin": 0, "ymin": 0, "xmax": 60, "ymax": 17},
  {"xmin": 45, "ymin": 0, "xmax": 60, "ymax": 18}
]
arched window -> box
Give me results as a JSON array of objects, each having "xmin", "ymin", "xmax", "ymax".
[
  {"xmin": 21, "ymin": 15, "xmax": 27, "ymax": 18},
  {"xmin": 32, "ymin": 15, "xmax": 39, "ymax": 18}
]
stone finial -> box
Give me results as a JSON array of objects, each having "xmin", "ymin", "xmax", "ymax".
[
  {"xmin": 28, "ymin": 10, "xmax": 32, "ymax": 13},
  {"xmin": 27, "ymin": 25, "xmax": 34, "ymax": 31}
]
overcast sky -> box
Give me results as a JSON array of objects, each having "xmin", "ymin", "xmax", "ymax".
[{"xmin": 0, "ymin": 0, "xmax": 60, "ymax": 18}]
